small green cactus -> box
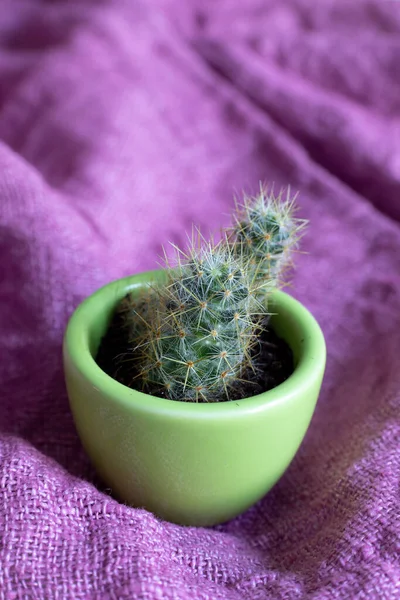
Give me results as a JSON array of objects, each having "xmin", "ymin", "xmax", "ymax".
[
  {"xmin": 229, "ymin": 186, "xmax": 307, "ymax": 297},
  {"xmin": 129, "ymin": 237, "xmax": 268, "ymax": 402},
  {"xmin": 120, "ymin": 184, "xmax": 305, "ymax": 403}
]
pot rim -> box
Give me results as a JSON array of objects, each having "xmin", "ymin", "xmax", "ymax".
[{"xmin": 63, "ymin": 271, "xmax": 326, "ymax": 419}]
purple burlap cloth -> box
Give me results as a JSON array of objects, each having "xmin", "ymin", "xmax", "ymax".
[{"xmin": 1, "ymin": 1, "xmax": 400, "ymax": 598}]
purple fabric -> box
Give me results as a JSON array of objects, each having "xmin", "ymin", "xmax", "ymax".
[{"xmin": 1, "ymin": 0, "xmax": 400, "ymax": 597}]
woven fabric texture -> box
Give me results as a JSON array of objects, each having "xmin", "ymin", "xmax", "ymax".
[{"xmin": 0, "ymin": 1, "xmax": 400, "ymax": 598}]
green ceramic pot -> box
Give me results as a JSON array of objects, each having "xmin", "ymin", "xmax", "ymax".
[{"xmin": 63, "ymin": 271, "xmax": 326, "ymax": 527}]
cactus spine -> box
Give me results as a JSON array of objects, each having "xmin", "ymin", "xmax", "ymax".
[{"xmin": 130, "ymin": 238, "xmax": 268, "ymax": 402}]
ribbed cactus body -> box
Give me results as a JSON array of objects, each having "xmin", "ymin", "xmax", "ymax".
[
  {"xmin": 232, "ymin": 188, "xmax": 305, "ymax": 292},
  {"xmin": 133, "ymin": 243, "xmax": 266, "ymax": 402}
]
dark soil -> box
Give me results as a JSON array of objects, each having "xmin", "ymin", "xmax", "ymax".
[{"xmin": 96, "ymin": 295, "xmax": 294, "ymax": 402}]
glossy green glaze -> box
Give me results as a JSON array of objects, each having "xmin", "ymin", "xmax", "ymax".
[{"xmin": 63, "ymin": 271, "xmax": 326, "ymax": 527}]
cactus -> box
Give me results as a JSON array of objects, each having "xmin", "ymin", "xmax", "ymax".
[
  {"xmin": 129, "ymin": 237, "xmax": 269, "ymax": 402},
  {"xmin": 229, "ymin": 186, "xmax": 306, "ymax": 298},
  {"xmin": 117, "ymin": 184, "xmax": 305, "ymax": 403}
]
